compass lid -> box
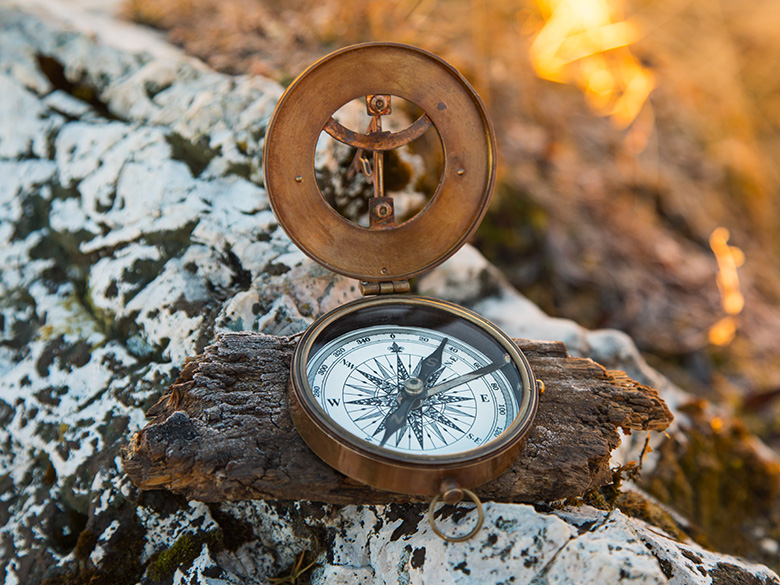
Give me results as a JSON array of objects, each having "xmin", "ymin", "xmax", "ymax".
[{"xmin": 263, "ymin": 42, "xmax": 497, "ymax": 283}]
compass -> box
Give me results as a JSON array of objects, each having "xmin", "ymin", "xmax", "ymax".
[{"xmin": 264, "ymin": 43, "xmax": 541, "ymax": 541}]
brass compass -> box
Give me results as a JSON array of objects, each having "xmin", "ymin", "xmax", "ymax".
[{"xmin": 264, "ymin": 42, "xmax": 540, "ymax": 541}]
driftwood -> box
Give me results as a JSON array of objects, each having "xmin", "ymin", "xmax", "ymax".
[{"xmin": 122, "ymin": 332, "xmax": 673, "ymax": 504}]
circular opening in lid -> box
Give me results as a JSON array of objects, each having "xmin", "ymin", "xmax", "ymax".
[{"xmin": 314, "ymin": 95, "xmax": 444, "ymax": 229}]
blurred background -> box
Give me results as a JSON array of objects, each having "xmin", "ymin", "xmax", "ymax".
[
  {"xmin": 123, "ymin": 0, "xmax": 780, "ymax": 441},
  {"xmin": 118, "ymin": 0, "xmax": 780, "ymax": 563}
]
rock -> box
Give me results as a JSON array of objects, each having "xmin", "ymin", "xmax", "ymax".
[
  {"xmin": 129, "ymin": 500, "xmax": 780, "ymax": 585},
  {"xmin": 0, "ymin": 3, "xmax": 777, "ymax": 585}
]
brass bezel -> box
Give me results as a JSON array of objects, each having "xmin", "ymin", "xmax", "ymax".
[
  {"xmin": 288, "ymin": 295, "xmax": 539, "ymax": 495},
  {"xmin": 263, "ymin": 42, "xmax": 497, "ymax": 282}
]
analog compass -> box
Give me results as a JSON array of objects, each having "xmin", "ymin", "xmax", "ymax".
[
  {"xmin": 264, "ymin": 43, "xmax": 541, "ymax": 541},
  {"xmin": 310, "ymin": 326, "xmax": 517, "ymax": 456}
]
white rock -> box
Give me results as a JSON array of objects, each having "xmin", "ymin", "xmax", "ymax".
[
  {"xmin": 172, "ymin": 544, "xmax": 243, "ymax": 585},
  {"xmin": 0, "ymin": 4, "xmax": 777, "ymax": 585},
  {"xmin": 55, "ymin": 120, "xmax": 129, "ymax": 187},
  {"xmin": 546, "ymin": 510, "xmax": 667, "ymax": 585},
  {"xmin": 0, "ymin": 74, "xmax": 60, "ymax": 159},
  {"xmin": 637, "ymin": 519, "xmax": 780, "ymax": 585}
]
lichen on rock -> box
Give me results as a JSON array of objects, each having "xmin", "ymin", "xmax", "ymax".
[{"xmin": 0, "ymin": 2, "xmax": 778, "ymax": 585}]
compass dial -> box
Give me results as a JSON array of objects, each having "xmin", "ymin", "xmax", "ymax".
[
  {"xmin": 289, "ymin": 295, "xmax": 539, "ymax": 494},
  {"xmin": 307, "ymin": 326, "xmax": 518, "ymax": 456}
]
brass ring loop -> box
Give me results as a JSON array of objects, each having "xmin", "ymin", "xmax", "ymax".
[{"xmin": 427, "ymin": 488, "xmax": 484, "ymax": 543}]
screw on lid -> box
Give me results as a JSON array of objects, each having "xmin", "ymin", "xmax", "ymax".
[{"xmin": 263, "ymin": 42, "xmax": 496, "ymax": 282}]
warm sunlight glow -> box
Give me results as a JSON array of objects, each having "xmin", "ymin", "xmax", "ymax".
[
  {"xmin": 708, "ymin": 227, "xmax": 745, "ymax": 347},
  {"xmin": 529, "ymin": 0, "xmax": 654, "ymax": 128},
  {"xmin": 710, "ymin": 416, "xmax": 724, "ymax": 432}
]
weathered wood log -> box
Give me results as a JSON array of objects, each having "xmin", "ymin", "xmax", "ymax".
[{"xmin": 122, "ymin": 332, "xmax": 673, "ymax": 504}]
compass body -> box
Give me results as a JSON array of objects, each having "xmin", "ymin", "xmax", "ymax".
[
  {"xmin": 264, "ymin": 42, "xmax": 540, "ymax": 506},
  {"xmin": 289, "ymin": 295, "xmax": 538, "ymax": 495}
]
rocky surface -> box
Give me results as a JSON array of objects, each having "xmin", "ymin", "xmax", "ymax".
[{"xmin": 0, "ymin": 2, "xmax": 778, "ymax": 584}]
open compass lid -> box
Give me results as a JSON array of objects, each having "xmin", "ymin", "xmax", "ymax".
[{"xmin": 263, "ymin": 42, "xmax": 497, "ymax": 283}]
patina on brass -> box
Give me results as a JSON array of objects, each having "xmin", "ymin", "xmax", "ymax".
[
  {"xmin": 264, "ymin": 42, "xmax": 497, "ymax": 283},
  {"xmin": 322, "ymin": 113, "xmax": 432, "ymax": 151}
]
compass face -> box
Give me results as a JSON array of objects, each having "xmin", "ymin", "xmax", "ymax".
[
  {"xmin": 291, "ymin": 296, "xmax": 538, "ymax": 472},
  {"xmin": 307, "ymin": 325, "xmax": 518, "ymax": 456}
]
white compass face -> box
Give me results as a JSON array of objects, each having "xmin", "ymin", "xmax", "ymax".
[{"xmin": 306, "ymin": 325, "xmax": 520, "ymax": 456}]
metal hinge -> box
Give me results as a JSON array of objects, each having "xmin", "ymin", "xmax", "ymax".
[{"xmin": 360, "ymin": 281, "xmax": 411, "ymax": 295}]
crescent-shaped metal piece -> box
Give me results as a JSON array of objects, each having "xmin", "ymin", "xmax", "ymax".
[
  {"xmin": 323, "ymin": 114, "xmax": 432, "ymax": 151},
  {"xmin": 263, "ymin": 42, "xmax": 497, "ymax": 282}
]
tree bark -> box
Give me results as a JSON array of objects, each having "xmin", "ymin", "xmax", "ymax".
[{"xmin": 123, "ymin": 332, "xmax": 673, "ymax": 504}]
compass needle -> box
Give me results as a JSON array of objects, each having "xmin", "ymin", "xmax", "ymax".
[
  {"xmin": 420, "ymin": 354, "xmax": 511, "ymax": 402},
  {"xmin": 413, "ymin": 338, "xmax": 447, "ymax": 382},
  {"xmin": 304, "ymin": 321, "xmax": 534, "ymax": 461},
  {"xmin": 379, "ymin": 398, "xmax": 413, "ymax": 446},
  {"xmin": 432, "ymin": 394, "xmax": 473, "ymax": 404}
]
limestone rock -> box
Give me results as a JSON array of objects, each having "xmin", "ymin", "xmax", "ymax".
[{"xmin": 0, "ymin": 3, "xmax": 777, "ymax": 585}]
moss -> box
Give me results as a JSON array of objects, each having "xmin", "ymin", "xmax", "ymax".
[
  {"xmin": 164, "ymin": 132, "xmax": 218, "ymax": 178},
  {"xmin": 567, "ymin": 460, "xmax": 696, "ymax": 545},
  {"xmin": 614, "ymin": 491, "xmax": 689, "ymax": 542},
  {"xmin": 571, "ymin": 416, "xmax": 780, "ymax": 563},
  {"xmin": 643, "ymin": 399, "xmax": 780, "ymax": 565},
  {"xmin": 580, "ymin": 488, "xmax": 611, "ymax": 511},
  {"xmin": 73, "ymin": 529, "xmax": 99, "ymax": 561},
  {"xmin": 226, "ymin": 161, "xmax": 253, "ymax": 179},
  {"xmin": 577, "ymin": 460, "xmax": 642, "ymax": 512},
  {"xmin": 146, "ymin": 528, "xmax": 223, "ymax": 582},
  {"xmin": 473, "ymin": 183, "xmax": 556, "ymax": 313}
]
